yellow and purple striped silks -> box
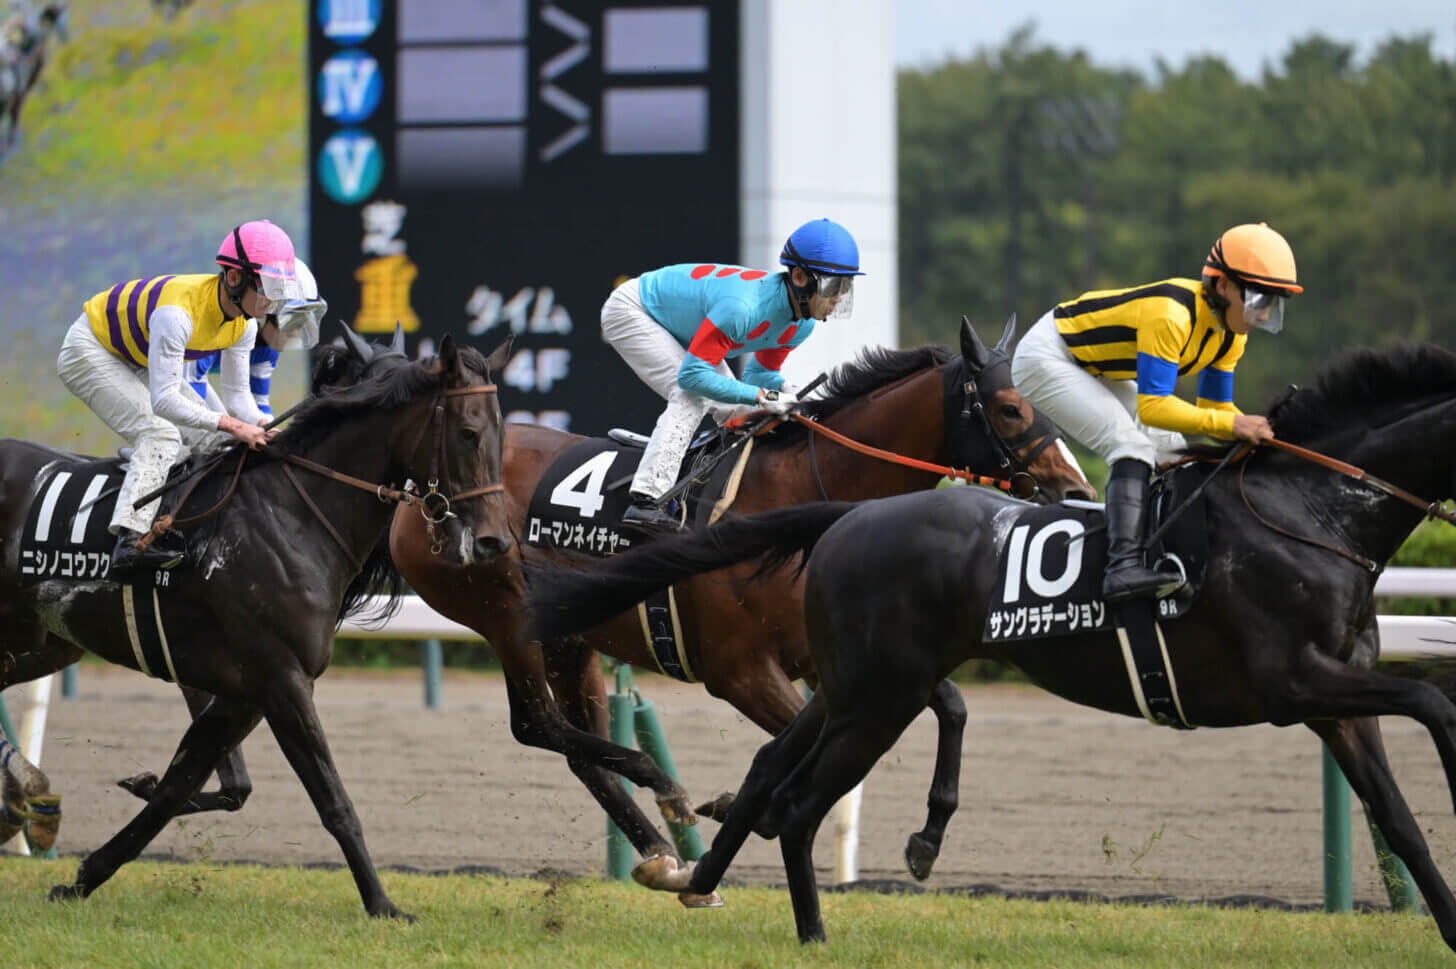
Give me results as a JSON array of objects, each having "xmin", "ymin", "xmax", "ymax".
[{"xmin": 81, "ymin": 273, "xmax": 249, "ymax": 367}]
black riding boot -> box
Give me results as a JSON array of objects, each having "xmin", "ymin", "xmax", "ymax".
[
  {"xmin": 622, "ymin": 493, "xmax": 684, "ymax": 534},
  {"xmin": 1101, "ymin": 459, "xmax": 1171, "ymax": 603},
  {"xmin": 109, "ymin": 527, "xmax": 185, "ymax": 576}
]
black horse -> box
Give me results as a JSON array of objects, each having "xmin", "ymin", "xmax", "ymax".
[
  {"xmin": 0, "ymin": 335, "xmax": 510, "ymax": 919},
  {"xmin": 529, "ymin": 343, "xmax": 1456, "ymax": 949}
]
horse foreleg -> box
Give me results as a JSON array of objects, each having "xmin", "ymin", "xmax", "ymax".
[
  {"xmin": 0, "ymin": 632, "xmax": 83, "ymax": 848},
  {"xmin": 1308, "ymin": 717, "xmax": 1456, "ymax": 952},
  {"xmin": 48, "ymin": 694, "xmax": 260, "ymax": 904},
  {"xmin": 508, "ymin": 644, "xmax": 696, "ymax": 824},
  {"xmin": 905, "ymin": 677, "xmax": 966, "ymax": 880},
  {"xmin": 257, "ymin": 671, "xmax": 409, "ymax": 920},
  {"xmin": 117, "ymin": 685, "xmax": 253, "ymax": 814}
]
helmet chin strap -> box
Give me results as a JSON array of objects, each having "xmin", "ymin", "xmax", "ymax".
[{"xmin": 786, "ymin": 271, "xmax": 814, "ymax": 320}]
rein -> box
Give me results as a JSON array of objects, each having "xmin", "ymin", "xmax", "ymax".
[
  {"xmin": 139, "ymin": 383, "xmax": 503, "ymax": 559},
  {"xmin": 789, "ymin": 414, "xmax": 1023, "ymax": 495},
  {"xmin": 1240, "ymin": 437, "xmax": 1456, "ymax": 572}
]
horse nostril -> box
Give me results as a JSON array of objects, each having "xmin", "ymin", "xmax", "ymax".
[{"xmin": 474, "ymin": 535, "xmax": 510, "ymax": 558}]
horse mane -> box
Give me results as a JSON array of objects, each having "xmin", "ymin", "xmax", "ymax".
[
  {"xmin": 1269, "ymin": 343, "xmax": 1456, "ymax": 444},
  {"xmin": 336, "ymin": 533, "xmax": 405, "ymax": 628},
  {"xmin": 273, "ymin": 345, "xmax": 491, "ymax": 456},
  {"xmin": 757, "ymin": 344, "xmax": 954, "ymax": 449}
]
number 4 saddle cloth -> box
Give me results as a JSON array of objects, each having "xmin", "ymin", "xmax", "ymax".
[
  {"xmin": 982, "ymin": 465, "xmax": 1211, "ymax": 729},
  {"xmin": 524, "ymin": 433, "xmax": 756, "ymax": 683}
]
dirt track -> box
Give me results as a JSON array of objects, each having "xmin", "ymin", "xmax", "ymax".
[{"xmin": 5, "ymin": 666, "xmax": 1455, "ymax": 906}]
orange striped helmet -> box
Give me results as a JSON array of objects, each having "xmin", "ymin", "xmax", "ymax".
[{"xmin": 1201, "ymin": 223, "xmax": 1302, "ymax": 295}]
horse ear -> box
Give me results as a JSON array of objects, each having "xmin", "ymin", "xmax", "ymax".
[
  {"xmin": 390, "ymin": 322, "xmax": 406, "ymax": 356},
  {"xmin": 338, "ymin": 321, "xmax": 373, "ymax": 363},
  {"xmin": 996, "ymin": 313, "xmax": 1018, "ymax": 353},
  {"xmin": 438, "ymin": 333, "xmax": 462, "ymax": 378},
  {"xmin": 484, "ymin": 332, "xmax": 513, "ymax": 377},
  {"xmin": 960, "ymin": 315, "xmax": 990, "ymax": 371}
]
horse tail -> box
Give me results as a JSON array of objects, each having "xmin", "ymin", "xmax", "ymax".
[{"xmin": 527, "ymin": 501, "xmax": 858, "ymax": 643}]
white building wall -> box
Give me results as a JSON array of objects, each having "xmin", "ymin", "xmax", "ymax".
[{"xmin": 740, "ymin": 0, "xmax": 898, "ymax": 386}]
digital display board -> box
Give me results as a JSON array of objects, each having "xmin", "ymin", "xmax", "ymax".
[{"xmin": 309, "ymin": 0, "xmax": 740, "ymax": 433}]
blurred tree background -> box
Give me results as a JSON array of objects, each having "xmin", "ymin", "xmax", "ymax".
[{"xmin": 898, "ymin": 25, "xmax": 1456, "ymax": 411}]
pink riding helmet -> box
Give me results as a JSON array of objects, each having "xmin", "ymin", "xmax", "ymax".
[{"xmin": 216, "ymin": 220, "xmax": 303, "ymax": 311}]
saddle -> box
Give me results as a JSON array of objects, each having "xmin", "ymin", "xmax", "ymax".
[{"xmin": 981, "ymin": 463, "xmax": 1211, "ymax": 728}]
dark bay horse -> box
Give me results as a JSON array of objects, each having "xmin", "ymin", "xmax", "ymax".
[
  {"xmin": 0, "ymin": 336, "xmax": 509, "ymax": 918},
  {"xmin": 528, "ymin": 343, "xmax": 1456, "ymax": 949},
  {"xmin": 382, "ymin": 315, "xmax": 1093, "ymax": 891}
]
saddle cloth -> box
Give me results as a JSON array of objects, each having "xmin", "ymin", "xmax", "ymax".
[
  {"xmin": 19, "ymin": 458, "xmax": 125, "ymax": 584},
  {"xmin": 525, "ymin": 433, "xmax": 754, "ymax": 557},
  {"xmin": 982, "ymin": 465, "xmax": 1210, "ymax": 729},
  {"xmin": 525, "ymin": 432, "xmax": 755, "ymax": 685}
]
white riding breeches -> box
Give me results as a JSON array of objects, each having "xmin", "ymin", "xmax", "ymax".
[
  {"xmin": 57, "ymin": 317, "xmax": 182, "ymax": 534},
  {"xmin": 601, "ymin": 278, "xmax": 749, "ymax": 500},
  {"xmin": 1011, "ymin": 311, "xmax": 1187, "ymax": 467}
]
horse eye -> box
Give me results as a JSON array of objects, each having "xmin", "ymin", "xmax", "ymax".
[{"xmin": 1000, "ymin": 403, "xmax": 1022, "ymax": 420}]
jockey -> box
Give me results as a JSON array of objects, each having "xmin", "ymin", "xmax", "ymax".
[
  {"xmin": 185, "ymin": 258, "xmax": 326, "ymax": 422},
  {"xmin": 1011, "ymin": 222, "xmax": 1298, "ymax": 602},
  {"xmin": 57, "ymin": 220, "xmax": 310, "ymax": 575},
  {"xmin": 601, "ymin": 218, "xmax": 864, "ymax": 532}
]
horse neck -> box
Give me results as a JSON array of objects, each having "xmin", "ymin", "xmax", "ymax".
[
  {"xmin": 761, "ymin": 367, "xmax": 947, "ymax": 505},
  {"xmin": 283, "ymin": 396, "xmax": 436, "ymax": 561},
  {"xmin": 1283, "ymin": 400, "xmax": 1456, "ymax": 565}
]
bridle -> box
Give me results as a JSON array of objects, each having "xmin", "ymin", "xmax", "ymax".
[
  {"xmin": 139, "ymin": 379, "xmax": 503, "ymax": 565},
  {"xmin": 791, "ymin": 352, "xmax": 1055, "ymax": 501}
]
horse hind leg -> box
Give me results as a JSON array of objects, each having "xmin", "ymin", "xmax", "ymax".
[
  {"xmin": 117, "ymin": 686, "xmax": 253, "ymax": 815},
  {"xmin": 0, "ymin": 633, "xmax": 83, "ymax": 849},
  {"xmin": 1309, "ymin": 717, "xmax": 1456, "ymax": 952},
  {"xmin": 905, "ymin": 677, "xmax": 967, "ymax": 881}
]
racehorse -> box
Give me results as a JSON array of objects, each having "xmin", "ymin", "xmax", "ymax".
[
  {"xmin": 381, "ymin": 315, "xmax": 1092, "ymax": 892},
  {"xmin": 526, "ymin": 342, "xmax": 1456, "ymax": 949},
  {"xmin": 0, "ymin": 335, "xmax": 510, "ymax": 918}
]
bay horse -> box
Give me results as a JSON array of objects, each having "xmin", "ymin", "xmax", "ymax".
[
  {"xmin": 87, "ymin": 316, "xmax": 1091, "ymax": 893},
  {"xmin": 527, "ymin": 343, "xmax": 1456, "ymax": 949},
  {"xmin": 0, "ymin": 335, "xmax": 510, "ymax": 918}
]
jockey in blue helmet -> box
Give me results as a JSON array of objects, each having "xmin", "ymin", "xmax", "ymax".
[{"xmin": 600, "ymin": 218, "xmax": 864, "ymax": 532}]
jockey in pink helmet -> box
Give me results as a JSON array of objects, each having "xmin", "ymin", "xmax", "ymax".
[{"xmin": 59, "ymin": 220, "xmax": 310, "ymax": 575}]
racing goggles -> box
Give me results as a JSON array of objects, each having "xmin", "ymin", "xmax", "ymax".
[
  {"xmin": 1240, "ymin": 283, "xmax": 1287, "ymax": 334},
  {"xmin": 252, "ymin": 271, "xmax": 305, "ymax": 317},
  {"xmin": 268, "ymin": 298, "xmax": 326, "ymax": 350},
  {"xmin": 807, "ymin": 271, "xmax": 855, "ymax": 319}
]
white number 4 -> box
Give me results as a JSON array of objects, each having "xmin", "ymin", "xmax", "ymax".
[{"xmin": 550, "ymin": 451, "xmax": 616, "ymax": 519}]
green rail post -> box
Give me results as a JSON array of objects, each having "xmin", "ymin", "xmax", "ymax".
[
  {"xmin": 0, "ymin": 695, "xmax": 56, "ymax": 858},
  {"xmin": 605, "ymin": 664, "xmax": 637, "ymax": 880},
  {"xmin": 61, "ymin": 664, "xmax": 77, "ymax": 698},
  {"xmin": 632, "ymin": 694, "xmax": 706, "ymax": 861},
  {"xmin": 1367, "ymin": 814, "xmax": 1420, "ymax": 912},
  {"xmin": 421, "ymin": 639, "xmax": 443, "ymax": 710},
  {"xmin": 1323, "ymin": 747, "xmax": 1353, "ymax": 912}
]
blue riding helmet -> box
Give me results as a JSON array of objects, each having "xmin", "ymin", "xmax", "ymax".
[{"xmin": 779, "ymin": 218, "xmax": 865, "ymax": 277}]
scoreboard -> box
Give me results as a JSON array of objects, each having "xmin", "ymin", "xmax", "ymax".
[{"xmin": 309, "ymin": 0, "xmax": 741, "ymax": 433}]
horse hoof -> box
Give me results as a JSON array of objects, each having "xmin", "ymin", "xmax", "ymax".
[
  {"xmin": 117, "ymin": 772, "xmax": 159, "ymax": 800},
  {"xmin": 904, "ymin": 832, "xmax": 939, "ymax": 881},
  {"xmin": 25, "ymin": 794, "xmax": 61, "ymax": 852},
  {"xmin": 47, "ymin": 884, "xmax": 82, "ymax": 903},
  {"xmin": 694, "ymin": 792, "xmax": 735, "ymax": 823},
  {"xmin": 656, "ymin": 794, "xmax": 698, "ymax": 826},
  {"xmin": 631, "ymin": 854, "xmax": 684, "ymax": 891},
  {"xmin": 678, "ymin": 890, "xmax": 724, "ymax": 909},
  {"xmin": 370, "ymin": 904, "xmax": 416, "ymax": 923}
]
